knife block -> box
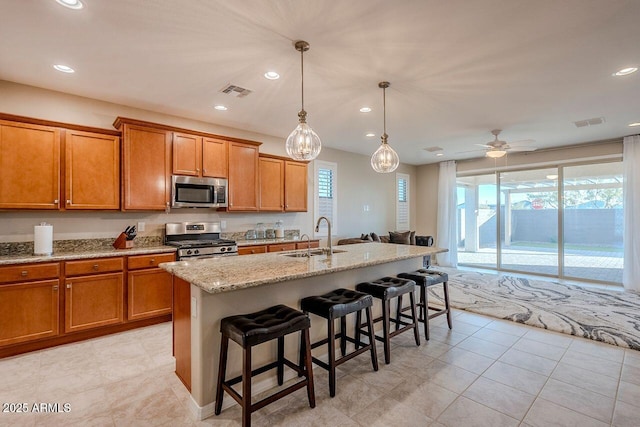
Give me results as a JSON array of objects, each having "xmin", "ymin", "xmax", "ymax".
[{"xmin": 113, "ymin": 233, "xmax": 134, "ymax": 249}]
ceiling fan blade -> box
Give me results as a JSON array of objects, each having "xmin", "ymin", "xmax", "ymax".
[
  {"xmin": 508, "ymin": 146, "xmax": 537, "ymax": 152},
  {"xmin": 475, "ymin": 143, "xmax": 492, "ymax": 148}
]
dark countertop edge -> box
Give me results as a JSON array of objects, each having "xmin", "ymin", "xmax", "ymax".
[{"xmin": 0, "ymin": 246, "xmax": 177, "ymax": 265}]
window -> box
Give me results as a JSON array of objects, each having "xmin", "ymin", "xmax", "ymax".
[
  {"xmin": 314, "ymin": 161, "xmax": 337, "ymax": 236},
  {"xmin": 396, "ymin": 173, "xmax": 410, "ymax": 230}
]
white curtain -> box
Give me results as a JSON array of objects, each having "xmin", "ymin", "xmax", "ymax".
[
  {"xmin": 436, "ymin": 160, "xmax": 458, "ymax": 267},
  {"xmin": 623, "ymin": 135, "xmax": 640, "ymax": 291}
]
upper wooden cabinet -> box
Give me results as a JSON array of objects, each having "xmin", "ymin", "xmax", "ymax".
[
  {"xmin": 172, "ymin": 133, "xmax": 228, "ymax": 178},
  {"xmin": 118, "ymin": 122, "xmax": 171, "ymax": 211},
  {"xmin": 258, "ymin": 154, "xmax": 308, "ymax": 212},
  {"xmin": 65, "ymin": 130, "xmax": 120, "ymax": 210},
  {"xmin": 228, "ymin": 141, "xmax": 259, "ymax": 211},
  {"xmin": 0, "ymin": 120, "xmax": 60, "ymax": 209}
]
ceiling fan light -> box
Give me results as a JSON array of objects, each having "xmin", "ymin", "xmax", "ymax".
[
  {"xmin": 371, "ymin": 137, "xmax": 399, "ymax": 173},
  {"xmin": 486, "ymin": 149, "xmax": 507, "ymax": 158}
]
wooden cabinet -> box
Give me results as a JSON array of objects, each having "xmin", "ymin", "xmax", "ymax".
[
  {"xmin": 238, "ymin": 245, "xmax": 268, "ymax": 255},
  {"xmin": 64, "ymin": 258, "xmax": 124, "ymax": 333},
  {"xmin": 173, "ymin": 277, "xmax": 191, "ymax": 390},
  {"xmin": 267, "ymin": 243, "xmax": 296, "ymax": 252},
  {"xmin": 0, "ymin": 262, "xmax": 60, "ymax": 347},
  {"xmin": 257, "ymin": 155, "xmax": 307, "ymax": 212},
  {"xmin": 118, "ymin": 122, "xmax": 171, "ymax": 211},
  {"xmin": 173, "ymin": 133, "xmax": 228, "ymax": 178},
  {"xmin": 127, "ymin": 253, "xmax": 174, "ymax": 321},
  {"xmin": 259, "ymin": 156, "xmax": 285, "ymax": 211},
  {"xmin": 228, "ymin": 141, "xmax": 259, "ymax": 211},
  {"xmin": 296, "ymin": 240, "xmax": 320, "ymax": 250},
  {"xmin": 0, "ymin": 120, "xmax": 60, "ymax": 209},
  {"xmin": 202, "ymin": 137, "xmax": 228, "ymax": 178},
  {"xmin": 65, "ymin": 129, "xmax": 120, "ymax": 210}
]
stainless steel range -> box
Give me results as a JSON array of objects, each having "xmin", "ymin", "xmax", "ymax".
[{"xmin": 165, "ymin": 222, "xmax": 237, "ymax": 260}]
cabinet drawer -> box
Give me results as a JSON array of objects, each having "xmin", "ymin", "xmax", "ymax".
[
  {"xmin": 128, "ymin": 253, "xmax": 175, "ymax": 270},
  {"xmin": 238, "ymin": 245, "xmax": 267, "ymax": 255},
  {"xmin": 267, "ymin": 243, "xmax": 296, "ymax": 252},
  {"xmin": 65, "ymin": 257, "xmax": 123, "ymax": 277},
  {"xmin": 0, "ymin": 263, "xmax": 60, "ymax": 284},
  {"xmin": 296, "ymin": 241, "xmax": 320, "ymax": 250}
]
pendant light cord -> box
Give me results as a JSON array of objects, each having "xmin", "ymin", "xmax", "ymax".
[
  {"xmin": 300, "ymin": 47, "xmax": 305, "ymax": 111},
  {"xmin": 382, "ymin": 85, "xmax": 386, "ymax": 136}
]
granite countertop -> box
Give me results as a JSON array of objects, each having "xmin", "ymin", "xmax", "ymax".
[
  {"xmin": 160, "ymin": 242, "xmax": 446, "ymax": 294},
  {"xmin": 0, "ymin": 245, "xmax": 176, "ymax": 265},
  {"xmin": 236, "ymin": 237, "xmax": 319, "ymax": 247}
]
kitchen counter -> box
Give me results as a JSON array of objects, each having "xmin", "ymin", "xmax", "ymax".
[
  {"xmin": 0, "ymin": 245, "xmax": 176, "ymax": 265},
  {"xmin": 236, "ymin": 237, "xmax": 317, "ymax": 246}
]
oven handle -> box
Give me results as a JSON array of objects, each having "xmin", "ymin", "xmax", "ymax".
[{"xmin": 179, "ymin": 252, "xmax": 238, "ymax": 261}]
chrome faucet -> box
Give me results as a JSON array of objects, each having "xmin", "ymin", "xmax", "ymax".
[
  {"xmin": 315, "ymin": 216, "xmax": 332, "ymax": 255},
  {"xmin": 299, "ymin": 233, "xmax": 311, "ymax": 258}
]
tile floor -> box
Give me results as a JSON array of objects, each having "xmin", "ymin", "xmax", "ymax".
[{"xmin": 1, "ymin": 310, "xmax": 639, "ymax": 426}]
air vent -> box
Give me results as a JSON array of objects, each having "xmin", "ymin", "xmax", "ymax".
[
  {"xmin": 424, "ymin": 146, "xmax": 444, "ymax": 152},
  {"xmin": 220, "ymin": 84, "xmax": 252, "ymax": 98},
  {"xmin": 574, "ymin": 117, "xmax": 605, "ymax": 128}
]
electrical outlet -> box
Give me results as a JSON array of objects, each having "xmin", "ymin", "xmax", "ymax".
[
  {"xmin": 220, "ymin": 220, "xmax": 227, "ymax": 229},
  {"xmin": 137, "ymin": 222, "xmax": 145, "ymax": 232}
]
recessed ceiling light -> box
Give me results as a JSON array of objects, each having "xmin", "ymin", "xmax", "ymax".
[
  {"xmin": 53, "ymin": 64, "xmax": 75, "ymax": 73},
  {"xmin": 613, "ymin": 67, "xmax": 638, "ymax": 76},
  {"xmin": 214, "ymin": 105, "xmax": 228, "ymax": 111},
  {"xmin": 359, "ymin": 107, "xmax": 372, "ymax": 113},
  {"xmin": 629, "ymin": 122, "xmax": 640, "ymax": 127},
  {"xmin": 55, "ymin": 0, "xmax": 83, "ymax": 10},
  {"xmin": 436, "ymin": 153, "xmax": 444, "ymax": 157},
  {"xmin": 264, "ymin": 71, "xmax": 280, "ymax": 80},
  {"xmin": 365, "ymin": 133, "xmax": 375, "ymax": 137}
]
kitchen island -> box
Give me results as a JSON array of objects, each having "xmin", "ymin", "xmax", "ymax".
[{"xmin": 160, "ymin": 242, "xmax": 446, "ymax": 420}]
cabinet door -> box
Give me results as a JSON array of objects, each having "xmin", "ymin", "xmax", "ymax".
[
  {"xmin": 228, "ymin": 142, "xmax": 259, "ymax": 211},
  {"xmin": 173, "ymin": 277, "xmax": 191, "ymax": 390},
  {"xmin": 172, "ymin": 132, "xmax": 201, "ymax": 176},
  {"xmin": 284, "ymin": 161, "xmax": 308, "ymax": 212},
  {"xmin": 65, "ymin": 272, "xmax": 124, "ymax": 333},
  {"xmin": 128, "ymin": 268, "xmax": 172, "ymax": 321},
  {"xmin": 0, "ymin": 280, "xmax": 59, "ymax": 346},
  {"xmin": 267, "ymin": 243, "xmax": 296, "ymax": 252},
  {"xmin": 259, "ymin": 157, "xmax": 284, "ymax": 211},
  {"xmin": 0, "ymin": 121, "xmax": 60, "ymax": 209},
  {"xmin": 202, "ymin": 137, "xmax": 228, "ymax": 178},
  {"xmin": 65, "ymin": 130, "xmax": 120, "ymax": 209},
  {"xmin": 237, "ymin": 245, "xmax": 267, "ymax": 255},
  {"xmin": 122, "ymin": 125, "xmax": 171, "ymax": 210}
]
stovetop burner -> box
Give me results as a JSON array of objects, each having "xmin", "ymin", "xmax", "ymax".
[
  {"xmin": 165, "ymin": 222, "xmax": 238, "ymax": 259},
  {"xmin": 166, "ymin": 239, "xmax": 236, "ymax": 248}
]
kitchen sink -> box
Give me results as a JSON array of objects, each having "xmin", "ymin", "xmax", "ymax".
[{"xmin": 281, "ymin": 248, "xmax": 347, "ymax": 258}]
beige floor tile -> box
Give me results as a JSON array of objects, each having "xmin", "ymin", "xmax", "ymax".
[
  {"xmin": 569, "ymin": 337, "xmax": 626, "ymax": 363},
  {"xmin": 484, "ymin": 319, "xmax": 530, "ymax": 337},
  {"xmin": 437, "ymin": 396, "xmax": 519, "ymax": 427},
  {"xmin": 512, "ymin": 338, "xmax": 567, "ymax": 361},
  {"xmin": 498, "ymin": 348, "xmax": 558, "ymax": 376},
  {"xmin": 561, "ymin": 349, "xmax": 623, "ymax": 378},
  {"xmin": 318, "ymin": 374, "xmax": 383, "ymax": 418},
  {"xmin": 98, "ymin": 354, "xmax": 157, "ymax": 383},
  {"xmin": 352, "ymin": 395, "xmax": 435, "ymax": 427},
  {"xmin": 34, "ymin": 386, "xmax": 113, "ymax": 424},
  {"xmin": 617, "ymin": 380, "xmax": 640, "ymax": 408},
  {"xmin": 0, "ymin": 412, "xmax": 37, "ymax": 427},
  {"xmin": 418, "ymin": 339, "xmax": 453, "ymax": 358},
  {"xmin": 624, "ymin": 350, "xmax": 640, "ymax": 368},
  {"xmin": 455, "ymin": 312, "xmax": 493, "ymax": 327},
  {"xmin": 441, "ymin": 320, "xmax": 481, "ymax": 336},
  {"xmin": 426, "ymin": 327, "xmax": 469, "ymax": 346},
  {"xmin": 437, "ymin": 347, "xmax": 495, "ymax": 375},
  {"xmin": 539, "ymin": 379, "xmax": 615, "ymax": 423},
  {"xmin": 612, "ymin": 400, "xmax": 640, "ymax": 427},
  {"xmin": 412, "ymin": 359, "xmax": 479, "ymax": 394},
  {"xmin": 471, "ymin": 328, "xmax": 521, "ymax": 347},
  {"xmin": 456, "ymin": 336, "xmax": 509, "ymax": 359},
  {"xmin": 390, "ymin": 375, "xmax": 459, "ymax": 420},
  {"xmin": 523, "ymin": 398, "xmax": 609, "ymax": 427},
  {"xmin": 36, "ymin": 369, "xmax": 105, "ymax": 397},
  {"xmin": 111, "ymin": 388, "xmax": 191, "ymax": 426},
  {"xmin": 462, "ymin": 377, "xmax": 536, "ymax": 419},
  {"xmin": 482, "ymin": 361, "xmax": 548, "ymax": 395},
  {"xmin": 551, "ymin": 362, "xmax": 619, "ymax": 398},
  {"xmin": 621, "ymin": 363, "xmax": 640, "ymax": 386},
  {"xmin": 523, "ymin": 328, "xmax": 574, "ymax": 348}
]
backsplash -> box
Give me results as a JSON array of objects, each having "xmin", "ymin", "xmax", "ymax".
[{"xmin": 0, "ymin": 236, "xmax": 163, "ymax": 257}]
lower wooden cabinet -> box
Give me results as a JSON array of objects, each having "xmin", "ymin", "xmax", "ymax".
[
  {"xmin": 238, "ymin": 245, "xmax": 268, "ymax": 255},
  {"xmin": 173, "ymin": 277, "xmax": 191, "ymax": 390},
  {"xmin": 128, "ymin": 268, "xmax": 173, "ymax": 321},
  {"xmin": 0, "ymin": 279, "xmax": 59, "ymax": 346},
  {"xmin": 64, "ymin": 272, "xmax": 124, "ymax": 333},
  {"xmin": 267, "ymin": 243, "xmax": 296, "ymax": 252}
]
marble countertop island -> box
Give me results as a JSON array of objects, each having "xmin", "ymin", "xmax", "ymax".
[{"xmin": 160, "ymin": 242, "xmax": 445, "ymax": 294}]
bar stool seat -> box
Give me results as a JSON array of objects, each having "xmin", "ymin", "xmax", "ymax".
[
  {"xmin": 356, "ymin": 277, "xmax": 420, "ymax": 364},
  {"xmin": 398, "ymin": 269, "xmax": 451, "ymax": 340},
  {"xmin": 215, "ymin": 304, "xmax": 315, "ymax": 427},
  {"xmin": 301, "ymin": 288, "xmax": 378, "ymax": 397}
]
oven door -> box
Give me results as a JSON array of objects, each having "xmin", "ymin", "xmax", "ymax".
[{"xmin": 179, "ymin": 252, "xmax": 238, "ymax": 261}]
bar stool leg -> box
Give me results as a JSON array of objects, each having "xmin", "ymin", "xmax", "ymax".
[
  {"xmin": 327, "ymin": 318, "xmax": 337, "ymax": 397},
  {"xmin": 365, "ymin": 306, "xmax": 379, "ymax": 371},
  {"xmin": 395, "ymin": 295, "xmax": 403, "ymax": 331},
  {"xmin": 242, "ymin": 345, "xmax": 252, "ymax": 427},
  {"xmin": 409, "ymin": 290, "xmax": 421, "ymax": 346},
  {"xmin": 340, "ymin": 316, "xmax": 347, "ymax": 357},
  {"xmin": 419, "ymin": 285, "xmax": 428, "ymax": 340},
  {"xmin": 424, "ymin": 285, "xmax": 431, "ymax": 340},
  {"xmin": 382, "ymin": 299, "xmax": 391, "ymax": 364},
  {"xmin": 354, "ymin": 310, "xmax": 362, "ymax": 349},
  {"xmin": 302, "ymin": 328, "xmax": 316, "ymax": 408},
  {"xmin": 214, "ymin": 334, "xmax": 229, "ymax": 415},
  {"xmin": 277, "ymin": 336, "xmax": 284, "ymax": 385},
  {"xmin": 443, "ymin": 281, "xmax": 452, "ymax": 329}
]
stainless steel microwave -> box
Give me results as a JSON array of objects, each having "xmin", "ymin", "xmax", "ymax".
[{"xmin": 171, "ymin": 175, "xmax": 228, "ymax": 208}]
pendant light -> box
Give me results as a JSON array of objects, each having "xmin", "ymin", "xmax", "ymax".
[
  {"xmin": 286, "ymin": 40, "xmax": 321, "ymax": 161},
  {"xmin": 370, "ymin": 81, "xmax": 399, "ymax": 173}
]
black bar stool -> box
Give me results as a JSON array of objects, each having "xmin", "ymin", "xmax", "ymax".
[
  {"xmin": 356, "ymin": 277, "xmax": 420, "ymax": 364},
  {"xmin": 214, "ymin": 304, "xmax": 315, "ymax": 427},
  {"xmin": 398, "ymin": 269, "xmax": 451, "ymax": 340},
  {"xmin": 300, "ymin": 288, "xmax": 378, "ymax": 397}
]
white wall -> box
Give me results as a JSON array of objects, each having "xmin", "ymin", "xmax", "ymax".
[{"xmin": 0, "ymin": 80, "xmax": 417, "ymax": 244}]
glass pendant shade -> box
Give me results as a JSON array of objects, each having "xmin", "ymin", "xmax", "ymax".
[
  {"xmin": 286, "ymin": 120, "xmax": 322, "ymax": 160},
  {"xmin": 371, "ymin": 135, "xmax": 400, "ymax": 173}
]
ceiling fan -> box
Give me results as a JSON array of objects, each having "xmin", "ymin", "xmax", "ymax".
[{"xmin": 475, "ymin": 129, "xmax": 537, "ymax": 158}]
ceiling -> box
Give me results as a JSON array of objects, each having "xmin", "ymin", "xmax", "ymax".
[{"xmin": 1, "ymin": 0, "xmax": 639, "ymax": 165}]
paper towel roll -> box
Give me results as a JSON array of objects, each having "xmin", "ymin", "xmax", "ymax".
[{"xmin": 34, "ymin": 223, "xmax": 53, "ymax": 256}]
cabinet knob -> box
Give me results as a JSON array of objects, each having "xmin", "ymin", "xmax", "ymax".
[
  {"xmin": 196, "ymin": 168, "xmax": 200, "ymax": 173},
  {"xmin": 53, "ymin": 285, "xmax": 58, "ymax": 291},
  {"xmin": 251, "ymin": 250, "xmax": 255, "ymax": 254},
  {"xmin": 66, "ymin": 283, "xmax": 71, "ymax": 289},
  {"xmin": 150, "ymin": 259, "xmax": 155, "ymax": 264},
  {"xmin": 54, "ymin": 199, "xmax": 59, "ymax": 204},
  {"xmin": 66, "ymin": 199, "xmax": 71, "ymax": 204},
  {"xmin": 203, "ymin": 168, "xmax": 207, "ymax": 173},
  {"xmin": 21, "ymin": 270, "xmax": 28, "ymax": 277},
  {"xmin": 93, "ymin": 264, "xmax": 99, "ymax": 270}
]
